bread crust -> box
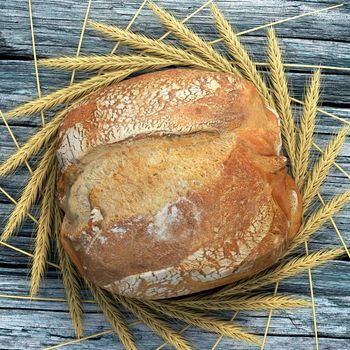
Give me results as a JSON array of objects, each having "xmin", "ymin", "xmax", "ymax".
[{"xmin": 57, "ymin": 68, "xmax": 302, "ymax": 299}]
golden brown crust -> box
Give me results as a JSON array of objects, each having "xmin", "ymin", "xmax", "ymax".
[{"xmin": 58, "ymin": 68, "xmax": 302, "ymax": 299}]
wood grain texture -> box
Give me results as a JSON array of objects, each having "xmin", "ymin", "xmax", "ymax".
[{"xmin": 0, "ymin": 0, "xmax": 349, "ymax": 349}]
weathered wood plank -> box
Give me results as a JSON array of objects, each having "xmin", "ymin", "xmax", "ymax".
[
  {"xmin": 1, "ymin": 310, "xmax": 350, "ymax": 350},
  {"xmin": 0, "ymin": 0, "xmax": 349, "ymax": 60},
  {"xmin": 1, "ymin": 55, "xmax": 350, "ymax": 112},
  {"xmin": 0, "ymin": 122, "xmax": 348, "ymax": 158},
  {"xmin": 0, "ymin": 129, "xmax": 348, "ymax": 197},
  {"xmin": 1, "ymin": 262, "xmax": 350, "ymax": 349}
]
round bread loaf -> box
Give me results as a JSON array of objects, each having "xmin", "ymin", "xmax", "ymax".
[{"xmin": 57, "ymin": 68, "xmax": 302, "ymax": 299}]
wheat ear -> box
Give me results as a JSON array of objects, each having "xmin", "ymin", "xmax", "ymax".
[
  {"xmin": 294, "ymin": 70, "xmax": 321, "ymax": 187},
  {"xmin": 1, "ymin": 141, "xmax": 57, "ymax": 242},
  {"xmin": 302, "ymin": 126, "xmax": 349, "ymax": 211},
  {"xmin": 287, "ymin": 190, "xmax": 350, "ymax": 253},
  {"xmin": 30, "ymin": 160, "xmax": 57, "ymax": 296},
  {"xmin": 39, "ymin": 55, "xmax": 182, "ymax": 72},
  {"xmin": 147, "ymin": 1, "xmax": 237, "ymax": 74},
  {"xmin": 7, "ymin": 68, "xmax": 136, "ymax": 118},
  {"xmin": 0, "ymin": 108, "xmax": 66, "ymax": 178},
  {"xmin": 171, "ymin": 294, "xmax": 310, "ymax": 311},
  {"xmin": 88, "ymin": 21, "xmax": 216, "ymax": 71},
  {"xmin": 116, "ymin": 296, "xmax": 191, "ymax": 350},
  {"xmin": 211, "ymin": 248, "xmax": 343, "ymax": 299},
  {"xmin": 144, "ymin": 301, "xmax": 260, "ymax": 344},
  {"xmin": 86, "ymin": 282, "xmax": 136, "ymax": 350},
  {"xmin": 267, "ymin": 27, "xmax": 297, "ymax": 170},
  {"xmin": 54, "ymin": 203, "xmax": 84, "ymax": 338},
  {"xmin": 210, "ymin": 3, "xmax": 274, "ymax": 106}
]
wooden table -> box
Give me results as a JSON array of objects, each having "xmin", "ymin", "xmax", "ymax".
[{"xmin": 0, "ymin": 1, "xmax": 349, "ymax": 349}]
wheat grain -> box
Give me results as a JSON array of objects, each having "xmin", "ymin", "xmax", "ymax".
[
  {"xmin": 6, "ymin": 68, "xmax": 136, "ymax": 118},
  {"xmin": 30, "ymin": 161, "xmax": 57, "ymax": 296},
  {"xmin": 267, "ymin": 27, "xmax": 297, "ymax": 171},
  {"xmin": 144, "ymin": 300, "xmax": 260, "ymax": 344},
  {"xmin": 89, "ymin": 21, "xmax": 216, "ymax": 71},
  {"xmin": 210, "ymin": 248, "xmax": 343, "ymax": 299},
  {"xmin": 288, "ymin": 190, "xmax": 350, "ymax": 253},
  {"xmin": 54, "ymin": 203, "xmax": 84, "ymax": 338},
  {"xmin": 39, "ymin": 55, "xmax": 182, "ymax": 72},
  {"xmin": 210, "ymin": 3, "xmax": 274, "ymax": 106},
  {"xmin": 302, "ymin": 126, "xmax": 349, "ymax": 211},
  {"xmin": 86, "ymin": 282, "xmax": 136, "ymax": 350},
  {"xmin": 291, "ymin": 96, "xmax": 350, "ymax": 126},
  {"xmin": 148, "ymin": 1, "xmax": 236, "ymax": 74},
  {"xmin": 171, "ymin": 295, "xmax": 310, "ymax": 311},
  {"xmin": 117, "ymin": 296, "xmax": 191, "ymax": 350},
  {"xmin": 1, "ymin": 141, "xmax": 57, "ymax": 242},
  {"xmin": 294, "ymin": 70, "xmax": 321, "ymax": 187}
]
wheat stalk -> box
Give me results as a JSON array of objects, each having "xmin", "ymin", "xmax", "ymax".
[
  {"xmin": 294, "ymin": 70, "xmax": 321, "ymax": 187},
  {"xmin": 302, "ymin": 126, "xmax": 350, "ymax": 212},
  {"xmin": 287, "ymin": 190, "xmax": 350, "ymax": 253},
  {"xmin": 88, "ymin": 21, "xmax": 216, "ymax": 71},
  {"xmin": 30, "ymin": 160, "xmax": 57, "ymax": 296},
  {"xmin": 171, "ymin": 294, "xmax": 310, "ymax": 311},
  {"xmin": 210, "ymin": 248, "xmax": 343, "ymax": 299},
  {"xmin": 6, "ymin": 68, "xmax": 136, "ymax": 118},
  {"xmin": 210, "ymin": 3, "xmax": 274, "ymax": 106},
  {"xmin": 86, "ymin": 282, "xmax": 136, "ymax": 350},
  {"xmin": 147, "ymin": 1, "xmax": 237, "ymax": 74},
  {"xmin": 116, "ymin": 296, "xmax": 191, "ymax": 350},
  {"xmin": 1, "ymin": 141, "xmax": 57, "ymax": 242},
  {"xmin": 39, "ymin": 55, "xmax": 183, "ymax": 72},
  {"xmin": 144, "ymin": 300, "xmax": 260, "ymax": 344},
  {"xmin": 54, "ymin": 203, "xmax": 84, "ymax": 338},
  {"xmin": 267, "ymin": 27, "xmax": 297, "ymax": 170}
]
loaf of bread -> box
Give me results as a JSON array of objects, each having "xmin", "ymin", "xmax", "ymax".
[{"xmin": 57, "ymin": 68, "xmax": 302, "ymax": 299}]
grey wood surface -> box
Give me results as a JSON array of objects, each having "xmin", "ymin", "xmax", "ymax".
[{"xmin": 0, "ymin": 0, "xmax": 349, "ymax": 349}]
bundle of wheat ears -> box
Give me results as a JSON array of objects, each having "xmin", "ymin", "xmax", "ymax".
[{"xmin": 0, "ymin": 1, "xmax": 349, "ymax": 349}]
